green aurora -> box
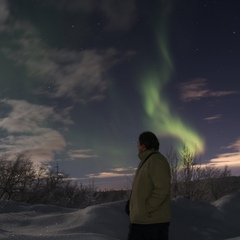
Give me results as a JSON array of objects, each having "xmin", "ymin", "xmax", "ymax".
[{"xmin": 140, "ymin": 0, "xmax": 204, "ymax": 155}]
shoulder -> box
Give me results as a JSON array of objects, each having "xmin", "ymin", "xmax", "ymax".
[
  {"xmin": 149, "ymin": 152, "xmax": 169, "ymax": 168},
  {"xmin": 150, "ymin": 151, "xmax": 167, "ymax": 161}
]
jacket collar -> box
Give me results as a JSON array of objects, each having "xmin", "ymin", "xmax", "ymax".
[{"xmin": 138, "ymin": 149, "xmax": 155, "ymax": 161}]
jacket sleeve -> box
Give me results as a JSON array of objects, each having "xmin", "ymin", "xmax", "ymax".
[{"xmin": 146, "ymin": 156, "xmax": 171, "ymax": 214}]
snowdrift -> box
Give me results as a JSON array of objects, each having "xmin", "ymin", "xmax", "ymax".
[{"xmin": 0, "ymin": 191, "xmax": 240, "ymax": 240}]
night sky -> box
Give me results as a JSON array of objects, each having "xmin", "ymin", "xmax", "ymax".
[{"xmin": 0, "ymin": 0, "xmax": 240, "ymax": 189}]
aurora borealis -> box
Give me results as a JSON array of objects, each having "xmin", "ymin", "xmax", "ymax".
[
  {"xmin": 140, "ymin": 0, "xmax": 204, "ymax": 155},
  {"xmin": 0, "ymin": 0, "xmax": 240, "ymax": 189}
]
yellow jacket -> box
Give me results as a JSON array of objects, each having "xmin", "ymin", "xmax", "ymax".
[{"xmin": 129, "ymin": 149, "xmax": 171, "ymax": 224}]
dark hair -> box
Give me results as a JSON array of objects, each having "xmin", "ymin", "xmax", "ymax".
[{"xmin": 138, "ymin": 131, "xmax": 159, "ymax": 150}]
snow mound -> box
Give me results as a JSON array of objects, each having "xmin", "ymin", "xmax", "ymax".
[
  {"xmin": 0, "ymin": 200, "xmax": 129, "ymax": 240},
  {"xmin": 0, "ymin": 192, "xmax": 240, "ymax": 240}
]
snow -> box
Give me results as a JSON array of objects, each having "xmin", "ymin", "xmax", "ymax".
[{"xmin": 0, "ymin": 191, "xmax": 240, "ymax": 240}]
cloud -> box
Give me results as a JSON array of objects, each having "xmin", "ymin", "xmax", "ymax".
[
  {"xmin": 38, "ymin": 0, "xmax": 137, "ymax": 31},
  {"xmin": 179, "ymin": 78, "xmax": 239, "ymax": 102},
  {"xmin": 98, "ymin": 0, "xmax": 137, "ymax": 31},
  {"xmin": 0, "ymin": 99, "xmax": 70, "ymax": 164},
  {"xmin": 86, "ymin": 167, "xmax": 136, "ymax": 179},
  {"xmin": 204, "ymin": 114, "xmax": 222, "ymax": 121},
  {"xmin": 68, "ymin": 149, "xmax": 98, "ymax": 159},
  {"xmin": 1, "ymin": 19, "xmax": 124, "ymax": 103},
  {"xmin": 2, "ymin": 34, "xmax": 119, "ymax": 102},
  {"xmin": 207, "ymin": 139, "xmax": 240, "ymax": 176},
  {"xmin": 65, "ymin": 166, "xmax": 136, "ymax": 189},
  {"xmin": 48, "ymin": 48, "xmax": 119, "ymax": 102},
  {"xmin": 0, "ymin": 99, "xmax": 73, "ymax": 132},
  {"xmin": 0, "ymin": 0, "xmax": 9, "ymax": 30},
  {"xmin": 226, "ymin": 139, "xmax": 240, "ymax": 151},
  {"xmin": 0, "ymin": 132, "xmax": 66, "ymax": 163},
  {"xmin": 209, "ymin": 152, "xmax": 240, "ymax": 166}
]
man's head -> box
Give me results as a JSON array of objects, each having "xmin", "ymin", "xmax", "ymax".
[{"xmin": 138, "ymin": 131, "xmax": 159, "ymax": 153}]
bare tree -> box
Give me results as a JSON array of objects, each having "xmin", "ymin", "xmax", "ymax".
[
  {"xmin": 165, "ymin": 146, "xmax": 180, "ymax": 198},
  {"xmin": 14, "ymin": 154, "xmax": 36, "ymax": 201},
  {"xmin": 0, "ymin": 154, "xmax": 10, "ymax": 199},
  {"xmin": 204, "ymin": 165, "xmax": 232, "ymax": 200},
  {"xmin": 0, "ymin": 153, "xmax": 26, "ymax": 199},
  {"xmin": 26, "ymin": 162, "xmax": 51, "ymax": 203},
  {"xmin": 167, "ymin": 142, "xmax": 233, "ymax": 202},
  {"xmin": 81, "ymin": 179, "xmax": 100, "ymax": 208},
  {"xmin": 177, "ymin": 144, "xmax": 198, "ymax": 199},
  {"xmin": 0, "ymin": 153, "xmax": 37, "ymax": 200}
]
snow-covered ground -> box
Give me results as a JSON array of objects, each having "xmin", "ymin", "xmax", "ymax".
[{"xmin": 0, "ymin": 191, "xmax": 240, "ymax": 240}]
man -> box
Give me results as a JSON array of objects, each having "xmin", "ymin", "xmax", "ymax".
[{"xmin": 128, "ymin": 131, "xmax": 171, "ymax": 240}]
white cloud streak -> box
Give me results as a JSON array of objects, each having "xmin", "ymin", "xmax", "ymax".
[
  {"xmin": 226, "ymin": 139, "xmax": 240, "ymax": 152},
  {"xmin": 86, "ymin": 166, "xmax": 136, "ymax": 179},
  {"xmin": 204, "ymin": 114, "xmax": 222, "ymax": 121},
  {"xmin": 179, "ymin": 78, "xmax": 239, "ymax": 102},
  {"xmin": 68, "ymin": 149, "xmax": 98, "ymax": 159},
  {"xmin": 87, "ymin": 172, "xmax": 134, "ymax": 179},
  {"xmin": 207, "ymin": 139, "xmax": 240, "ymax": 176}
]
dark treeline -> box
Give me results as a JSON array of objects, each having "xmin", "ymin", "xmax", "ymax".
[
  {"xmin": 0, "ymin": 153, "xmax": 128, "ymax": 208},
  {"xmin": 167, "ymin": 144, "xmax": 240, "ymax": 202},
  {"xmin": 0, "ymin": 147, "xmax": 240, "ymax": 209}
]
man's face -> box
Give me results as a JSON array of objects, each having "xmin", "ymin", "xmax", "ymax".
[{"xmin": 138, "ymin": 141, "xmax": 146, "ymax": 153}]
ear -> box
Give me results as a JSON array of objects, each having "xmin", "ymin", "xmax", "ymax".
[{"xmin": 139, "ymin": 144, "xmax": 146, "ymax": 152}]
